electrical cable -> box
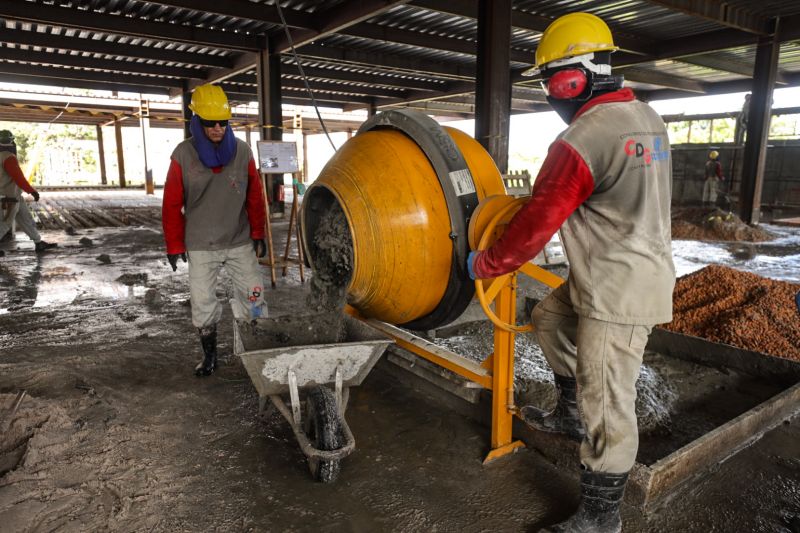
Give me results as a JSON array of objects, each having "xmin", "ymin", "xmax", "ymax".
[{"xmin": 274, "ymin": 1, "xmax": 338, "ymax": 152}]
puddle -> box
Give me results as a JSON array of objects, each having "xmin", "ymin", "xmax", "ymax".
[{"xmin": 672, "ymin": 224, "xmax": 800, "ymax": 282}]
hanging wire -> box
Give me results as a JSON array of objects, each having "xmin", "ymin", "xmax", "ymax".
[{"xmin": 274, "ymin": 1, "xmax": 338, "ymax": 152}]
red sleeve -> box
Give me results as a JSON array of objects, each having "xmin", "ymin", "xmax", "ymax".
[
  {"xmin": 715, "ymin": 162, "xmax": 724, "ymax": 180},
  {"xmin": 473, "ymin": 140, "xmax": 595, "ymax": 279},
  {"xmin": 162, "ymin": 159, "xmax": 186, "ymax": 254},
  {"xmin": 246, "ymin": 158, "xmax": 267, "ymax": 240},
  {"xmin": 2, "ymin": 156, "xmax": 36, "ymax": 194}
]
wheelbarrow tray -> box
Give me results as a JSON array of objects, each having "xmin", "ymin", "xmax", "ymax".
[{"xmin": 234, "ymin": 313, "xmax": 392, "ymax": 398}]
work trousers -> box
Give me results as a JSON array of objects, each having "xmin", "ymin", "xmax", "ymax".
[
  {"xmin": 702, "ymin": 177, "xmax": 720, "ymax": 205},
  {"xmin": 531, "ymin": 283, "xmax": 652, "ymax": 474},
  {"xmin": 0, "ymin": 187, "xmax": 41, "ymax": 243},
  {"xmin": 187, "ymin": 243, "xmax": 267, "ymax": 329}
]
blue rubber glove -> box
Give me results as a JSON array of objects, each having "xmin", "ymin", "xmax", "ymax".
[{"xmin": 467, "ymin": 251, "xmax": 478, "ymax": 280}]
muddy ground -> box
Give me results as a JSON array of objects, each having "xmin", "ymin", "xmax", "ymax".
[{"xmin": 1, "ymin": 220, "xmax": 799, "ymax": 532}]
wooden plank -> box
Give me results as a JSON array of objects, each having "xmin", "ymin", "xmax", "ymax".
[
  {"xmin": 639, "ymin": 382, "xmax": 800, "ymax": 507},
  {"xmin": 647, "ymin": 328, "xmax": 800, "ymax": 385}
]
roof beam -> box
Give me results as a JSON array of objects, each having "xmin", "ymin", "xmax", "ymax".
[
  {"xmin": 297, "ymin": 44, "xmax": 475, "ymax": 80},
  {"xmin": 642, "ymin": 0, "xmax": 773, "ymax": 35},
  {"xmin": 640, "ymin": 72, "xmax": 800, "ymax": 101},
  {"xmin": 0, "ymin": 72, "xmax": 171, "ymax": 95},
  {"xmin": 282, "ymin": 64, "xmax": 446, "ymax": 92},
  {"xmin": 0, "ymin": 27, "xmax": 235, "ymax": 68},
  {"xmin": 272, "ymin": 0, "xmax": 412, "ymax": 53},
  {"xmin": 218, "ymin": 83, "xmax": 376, "ymax": 106},
  {"xmin": 0, "ymin": 62, "xmax": 181, "ymax": 89},
  {"xmin": 681, "ymin": 53, "xmax": 788, "ymax": 85},
  {"xmin": 0, "ymin": 47, "xmax": 206, "ymax": 80},
  {"xmin": 617, "ymin": 67, "xmax": 706, "ymax": 93},
  {"xmin": 341, "ymin": 22, "xmax": 532, "ymax": 64},
  {"xmin": 0, "ymin": 0, "xmax": 260, "ymax": 52},
  {"xmin": 141, "ymin": 0, "xmax": 315, "ymax": 29}
]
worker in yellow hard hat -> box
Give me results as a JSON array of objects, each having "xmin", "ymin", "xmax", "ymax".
[
  {"xmin": 467, "ymin": 13, "xmax": 675, "ymax": 532},
  {"xmin": 0, "ymin": 129, "xmax": 57, "ymax": 253},
  {"xmin": 703, "ymin": 150, "xmax": 726, "ymax": 207},
  {"xmin": 161, "ymin": 84, "xmax": 268, "ymax": 377}
]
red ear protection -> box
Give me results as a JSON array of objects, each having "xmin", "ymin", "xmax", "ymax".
[{"xmin": 543, "ymin": 69, "xmax": 589, "ymax": 99}]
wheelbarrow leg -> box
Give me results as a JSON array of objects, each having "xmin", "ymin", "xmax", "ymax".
[{"xmin": 288, "ymin": 369, "xmax": 302, "ymax": 427}]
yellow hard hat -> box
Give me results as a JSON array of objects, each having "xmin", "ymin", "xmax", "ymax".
[
  {"xmin": 531, "ymin": 12, "xmax": 618, "ymax": 72},
  {"xmin": 709, "ymin": 150, "xmax": 719, "ymax": 159},
  {"xmin": 189, "ymin": 84, "xmax": 232, "ymax": 121}
]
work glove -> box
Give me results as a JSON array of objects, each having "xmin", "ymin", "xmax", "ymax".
[
  {"xmin": 467, "ymin": 251, "xmax": 478, "ymax": 280},
  {"xmin": 167, "ymin": 252, "xmax": 187, "ymax": 271},
  {"xmin": 31, "ymin": 191, "xmax": 40, "ymax": 202},
  {"xmin": 253, "ymin": 239, "xmax": 267, "ymax": 258}
]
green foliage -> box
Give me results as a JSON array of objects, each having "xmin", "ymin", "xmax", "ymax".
[{"xmin": 769, "ymin": 114, "xmax": 799, "ymax": 139}]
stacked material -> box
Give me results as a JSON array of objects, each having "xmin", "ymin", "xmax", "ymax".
[
  {"xmin": 664, "ymin": 265, "xmax": 800, "ymax": 361},
  {"xmin": 672, "ymin": 207, "xmax": 775, "ymax": 242}
]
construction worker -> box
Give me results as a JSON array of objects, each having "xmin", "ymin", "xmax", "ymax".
[
  {"xmin": 0, "ymin": 130, "xmax": 57, "ymax": 253},
  {"xmin": 702, "ymin": 150, "xmax": 725, "ymax": 207},
  {"xmin": 467, "ymin": 13, "xmax": 674, "ymax": 533},
  {"xmin": 162, "ymin": 84, "xmax": 268, "ymax": 377}
]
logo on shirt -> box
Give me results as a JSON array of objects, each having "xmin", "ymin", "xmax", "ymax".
[
  {"xmin": 228, "ymin": 175, "xmax": 245, "ymax": 194},
  {"xmin": 623, "ymin": 137, "xmax": 669, "ymax": 166}
]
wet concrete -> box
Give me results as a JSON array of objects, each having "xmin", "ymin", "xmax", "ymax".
[
  {"xmin": 672, "ymin": 223, "xmax": 800, "ymax": 282},
  {"xmin": 0, "ymin": 221, "xmax": 799, "ymax": 532}
]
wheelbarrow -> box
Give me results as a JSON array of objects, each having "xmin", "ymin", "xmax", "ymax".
[{"xmin": 233, "ymin": 312, "xmax": 392, "ymax": 482}]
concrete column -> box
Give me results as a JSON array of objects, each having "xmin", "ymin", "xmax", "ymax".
[
  {"xmin": 475, "ymin": 0, "xmax": 512, "ymax": 174},
  {"xmin": 739, "ymin": 24, "xmax": 780, "ymax": 225},
  {"xmin": 96, "ymin": 124, "xmax": 107, "ymax": 185},
  {"xmin": 114, "ymin": 119, "xmax": 126, "ymax": 188}
]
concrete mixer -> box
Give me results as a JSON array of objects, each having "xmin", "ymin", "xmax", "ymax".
[
  {"xmin": 301, "ymin": 110, "xmax": 564, "ymax": 463},
  {"xmin": 301, "ymin": 109, "xmax": 506, "ymax": 330}
]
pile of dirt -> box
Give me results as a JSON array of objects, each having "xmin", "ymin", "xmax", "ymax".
[
  {"xmin": 672, "ymin": 207, "xmax": 775, "ymax": 242},
  {"xmin": 663, "ymin": 265, "xmax": 800, "ymax": 361}
]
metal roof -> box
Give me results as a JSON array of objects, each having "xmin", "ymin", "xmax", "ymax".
[{"xmin": 0, "ymin": 0, "xmax": 799, "ymax": 120}]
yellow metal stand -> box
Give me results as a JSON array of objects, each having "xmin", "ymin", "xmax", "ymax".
[
  {"xmin": 347, "ymin": 195, "xmax": 563, "ymax": 464},
  {"xmin": 483, "ymin": 273, "xmax": 526, "ymax": 464}
]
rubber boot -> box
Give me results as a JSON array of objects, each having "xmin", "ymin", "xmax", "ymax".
[
  {"xmin": 543, "ymin": 470, "xmax": 629, "ymax": 533},
  {"xmin": 34, "ymin": 241, "xmax": 57, "ymax": 252},
  {"xmin": 195, "ymin": 325, "xmax": 218, "ymax": 377},
  {"xmin": 521, "ymin": 374, "xmax": 585, "ymax": 441}
]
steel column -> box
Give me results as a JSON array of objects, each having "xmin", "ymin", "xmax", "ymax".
[
  {"xmin": 739, "ymin": 24, "xmax": 780, "ymax": 225},
  {"xmin": 257, "ymin": 43, "xmax": 283, "ymax": 213},
  {"xmin": 182, "ymin": 91, "xmax": 192, "ymax": 139},
  {"xmin": 114, "ymin": 119, "xmax": 126, "ymax": 188},
  {"xmin": 475, "ymin": 0, "xmax": 511, "ymax": 173},
  {"xmin": 140, "ymin": 98, "xmax": 154, "ymax": 195},
  {"xmin": 95, "ymin": 125, "xmax": 107, "ymax": 185}
]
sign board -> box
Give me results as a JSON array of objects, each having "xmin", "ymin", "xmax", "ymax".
[{"xmin": 256, "ymin": 140, "xmax": 299, "ymax": 174}]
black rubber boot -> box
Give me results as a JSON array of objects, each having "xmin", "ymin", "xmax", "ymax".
[
  {"xmin": 195, "ymin": 325, "xmax": 218, "ymax": 377},
  {"xmin": 543, "ymin": 470, "xmax": 629, "ymax": 533},
  {"xmin": 521, "ymin": 374, "xmax": 585, "ymax": 441},
  {"xmin": 34, "ymin": 241, "xmax": 57, "ymax": 252}
]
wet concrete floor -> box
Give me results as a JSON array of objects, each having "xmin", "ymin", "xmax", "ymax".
[{"xmin": 0, "ymin": 222, "xmax": 799, "ymax": 532}]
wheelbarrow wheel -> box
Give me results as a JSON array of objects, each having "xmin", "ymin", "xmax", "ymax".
[{"xmin": 304, "ymin": 385, "xmax": 342, "ymax": 483}]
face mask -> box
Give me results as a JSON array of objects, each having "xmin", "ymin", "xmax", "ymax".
[{"xmin": 547, "ymin": 96, "xmax": 584, "ymax": 124}]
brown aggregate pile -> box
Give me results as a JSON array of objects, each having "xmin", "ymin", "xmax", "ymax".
[
  {"xmin": 672, "ymin": 207, "xmax": 775, "ymax": 242},
  {"xmin": 663, "ymin": 265, "xmax": 800, "ymax": 361}
]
